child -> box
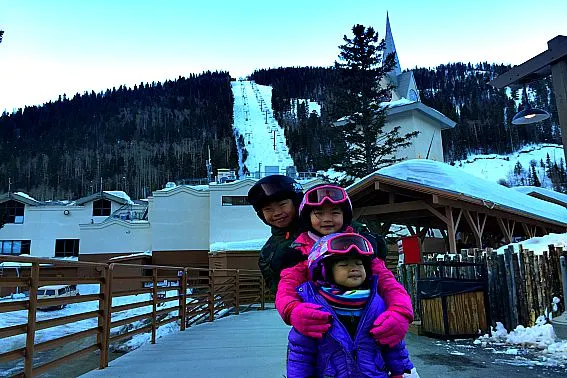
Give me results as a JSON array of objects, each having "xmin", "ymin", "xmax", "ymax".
[
  {"xmin": 286, "ymin": 233, "xmax": 413, "ymax": 378},
  {"xmin": 276, "ymin": 185, "xmax": 414, "ymax": 345},
  {"xmin": 247, "ymin": 174, "xmax": 307, "ymax": 292}
]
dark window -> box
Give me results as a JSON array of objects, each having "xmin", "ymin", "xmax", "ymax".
[
  {"xmin": 221, "ymin": 196, "xmax": 250, "ymax": 206},
  {"xmin": 93, "ymin": 199, "xmax": 111, "ymax": 216},
  {"xmin": 55, "ymin": 239, "xmax": 79, "ymax": 257},
  {"xmin": 0, "ymin": 200, "xmax": 25, "ymax": 224},
  {"xmin": 0, "ymin": 240, "xmax": 31, "ymax": 255}
]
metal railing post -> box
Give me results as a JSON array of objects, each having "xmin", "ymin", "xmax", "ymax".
[
  {"xmin": 151, "ymin": 268, "xmax": 158, "ymax": 344},
  {"xmin": 208, "ymin": 269, "xmax": 215, "ymax": 321},
  {"xmin": 180, "ymin": 269, "xmax": 187, "ymax": 331},
  {"xmin": 24, "ymin": 263, "xmax": 39, "ymax": 377},
  {"xmin": 234, "ymin": 270, "xmax": 240, "ymax": 315}
]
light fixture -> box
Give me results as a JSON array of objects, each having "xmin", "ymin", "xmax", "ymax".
[{"xmin": 512, "ymin": 85, "xmax": 551, "ymax": 125}]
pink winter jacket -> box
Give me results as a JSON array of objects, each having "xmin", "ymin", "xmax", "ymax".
[{"xmin": 275, "ymin": 230, "xmax": 414, "ymax": 325}]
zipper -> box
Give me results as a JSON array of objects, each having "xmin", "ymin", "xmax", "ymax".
[{"xmin": 304, "ymin": 283, "xmax": 355, "ymax": 350}]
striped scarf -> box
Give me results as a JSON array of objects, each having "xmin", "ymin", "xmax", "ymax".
[{"xmin": 317, "ymin": 286, "xmax": 370, "ymax": 316}]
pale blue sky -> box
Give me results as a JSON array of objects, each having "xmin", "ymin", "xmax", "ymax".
[{"xmin": 1, "ymin": 0, "xmax": 565, "ymax": 112}]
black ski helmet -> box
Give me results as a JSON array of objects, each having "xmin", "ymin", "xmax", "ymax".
[{"xmin": 247, "ymin": 175, "xmax": 304, "ymax": 223}]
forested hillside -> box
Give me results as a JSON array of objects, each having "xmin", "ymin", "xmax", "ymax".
[
  {"xmin": 0, "ymin": 72, "xmax": 236, "ymax": 200},
  {"xmin": 1, "ymin": 63, "xmax": 561, "ymax": 200},
  {"xmin": 252, "ymin": 63, "xmax": 560, "ymax": 169}
]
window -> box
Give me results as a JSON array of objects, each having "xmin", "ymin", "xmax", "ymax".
[
  {"xmin": 92, "ymin": 199, "xmax": 111, "ymax": 216},
  {"xmin": 0, "ymin": 240, "xmax": 31, "ymax": 255},
  {"xmin": 0, "ymin": 200, "xmax": 25, "ymax": 224},
  {"xmin": 58, "ymin": 288, "xmax": 67, "ymax": 295},
  {"xmin": 55, "ymin": 239, "xmax": 79, "ymax": 257},
  {"xmin": 221, "ymin": 196, "xmax": 250, "ymax": 206}
]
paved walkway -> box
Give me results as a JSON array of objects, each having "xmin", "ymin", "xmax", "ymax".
[
  {"xmin": 81, "ymin": 309, "xmax": 290, "ymax": 378},
  {"xmin": 81, "ymin": 309, "xmax": 566, "ymax": 378}
]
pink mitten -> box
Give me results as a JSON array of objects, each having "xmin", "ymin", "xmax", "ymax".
[
  {"xmin": 369, "ymin": 310, "xmax": 410, "ymax": 347},
  {"xmin": 290, "ymin": 302, "xmax": 331, "ymax": 339}
]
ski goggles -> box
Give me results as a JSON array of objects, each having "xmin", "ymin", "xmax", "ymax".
[
  {"xmin": 323, "ymin": 233, "xmax": 374, "ymax": 256},
  {"xmin": 303, "ymin": 185, "xmax": 348, "ymax": 206}
]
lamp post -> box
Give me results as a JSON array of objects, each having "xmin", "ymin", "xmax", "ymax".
[
  {"xmin": 490, "ymin": 35, "xmax": 567, "ymax": 339},
  {"xmin": 489, "ymin": 35, "xmax": 567, "ymax": 162}
]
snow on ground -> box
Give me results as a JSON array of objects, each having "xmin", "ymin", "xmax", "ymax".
[
  {"xmin": 289, "ymin": 98, "xmax": 321, "ymax": 116},
  {"xmin": 231, "ymin": 80, "xmax": 295, "ymax": 177},
  {"xmin": 474, "ymin": 316, "xmax": 567, "ymax": 368},
  {"xmin": 454, "ymin": 144, "xmax": 564, "ymax": 186},
  {"xmin": 0, "ymin": 284, "xmax": 181, "ymax": 356}
]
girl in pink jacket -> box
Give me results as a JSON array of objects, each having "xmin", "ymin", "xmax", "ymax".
[{"xmin": 276, "ymin": 185, "xmax": 414, "ymax": 346}]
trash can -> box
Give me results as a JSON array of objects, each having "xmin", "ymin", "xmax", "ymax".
[{"xmin": 418, "ymin": 277, "xmax": 489, "ymax": 338}]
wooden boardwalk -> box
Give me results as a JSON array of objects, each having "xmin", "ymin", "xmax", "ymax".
[{"xmin": 81, "ymin": 309, "xmax": 289, "ymax": 378}]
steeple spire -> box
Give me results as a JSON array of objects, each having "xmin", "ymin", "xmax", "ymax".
[{"xmin": 384, "ymin": 12, "xmax": 402, "ymax": 77}]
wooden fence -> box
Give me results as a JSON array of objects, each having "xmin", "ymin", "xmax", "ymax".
[
  {"xmin": 0, "ymin": 255, "xmax": 265, "ymax": 378},
  {"xmin": 397, "ymin": 245, "xmax": 566, "ymax": 331}
]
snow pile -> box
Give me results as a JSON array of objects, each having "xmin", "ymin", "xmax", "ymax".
[
  {"xmin": 496, "ymin": 232, "xmax": 567, "ymax": 255},
  {"xmin": 104, "ymin": 190, "xmax": 134, "ymax": 204},
  {"xmin": 475, "ymin": 317, "xmax": 567, "ymax": 367},
  {"xmin": 375, "ymin": 159, "xmax": 567, "ymax": 224},
  {"xmin": 210, "ymin": 239, "xmax": 266, "ymax": 252}
]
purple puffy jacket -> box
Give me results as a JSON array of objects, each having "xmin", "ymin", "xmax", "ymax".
[{"xmin": 286, "ymin": 277, "xmax": 413, "ymax": 378}]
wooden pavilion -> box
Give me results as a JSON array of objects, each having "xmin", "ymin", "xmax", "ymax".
[{"xmin": 347, "ymin": 160, "xmax": 567, "ymax": 253}]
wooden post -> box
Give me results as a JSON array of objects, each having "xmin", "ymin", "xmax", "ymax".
[
  {"xmin": 98, "ymin": 266, "xmax": 110, "ymax": 369},
  {"xmin": 102, "ymin": 265, "xmax": 114, "ymax": 368},
  {"xmin": 524, "ymin": 250, "xmax": 536, "ymax": 326},
  {"xmin": 550, "ymin": 57, "xmax": 567, "ymax": 164},
  {"xmin": 515, "ymin": 250, "xmax": 527, "ymax": 327},
  {"xmin": 496, "ymin": 253, "xmax": 510, "ymax": 329},
  {"xmin": 180, "ymin": 269, "xmax": 187, "ymax": 331},
  {"xmin": 209, "ymin": 269, "xmax": 216, "ymax": 321},
  {"xmin": 234, "ymin": 270, "xmax": 240, "ymax": 315},
  {"xmin": 24, "ymin": 263, "xmax": 39, "ymax": 377},
  {"xmin": 445, "ymin": 206, "xmax": 457, "ymax": 253},
  {"xmin": 151, "ymin": 268, "xmax": 157, "ymax": 344},
  {"xmin": 260, "ymin": 274, "xmax": 265, "ymax": 310},
  {"xmin": 504, "ymin": 247, "xmax": 518, "ymax": 328},
  {"xmin": 527, "ymin": 250, "xmax": 539, "ymax": 324}
]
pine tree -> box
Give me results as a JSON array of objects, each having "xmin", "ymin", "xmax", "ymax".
[
  {"xmin": 513, "ymin": 161, "xmax": 523, "ymax": 176},
  {"xmin": 531, "ymin": 165, "xmax": 541, "ymax": 187},
  {"xmin": 329, "ymin": 24, "xmax": 418, "ymax": 181}
]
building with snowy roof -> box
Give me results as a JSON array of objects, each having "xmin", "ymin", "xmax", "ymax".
[
  {"xmin": 334, "ymin": 14, "xmax": 456, "ymax": 163},
  {"xmin": 0, "ymin": 178, "xmax": 324, "ymax": 270},
  {"xmin": 347, "ymin": 159, "xmax": 567, "ymax": 253},
  {"xmin": 0, "ymin": 191, "xmax": 141, "ymax": 259}
]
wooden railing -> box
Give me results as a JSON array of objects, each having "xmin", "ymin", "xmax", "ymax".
[{"xmin": 0, "ymin": 255, "xmax": 265, "ymax": 377}]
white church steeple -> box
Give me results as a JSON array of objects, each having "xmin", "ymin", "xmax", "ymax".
[{"xmin": 384, "ymin": 12, "xmax": 401, "ymax": 77}]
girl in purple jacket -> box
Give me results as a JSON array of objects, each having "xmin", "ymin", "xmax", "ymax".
[{"xmin": 287, "ymin": 233, "xmax": 413, "ymax": 378}]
